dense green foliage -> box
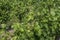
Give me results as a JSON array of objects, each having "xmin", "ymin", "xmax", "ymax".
[{"xmin": 0, "ymin": 0, "xmax": 60, "ymax": 40}]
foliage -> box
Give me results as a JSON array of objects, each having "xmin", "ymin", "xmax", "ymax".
[{"xmin": 0, "ymin": 0, "xmax": 60, "ymax": 40}]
